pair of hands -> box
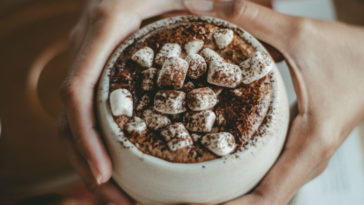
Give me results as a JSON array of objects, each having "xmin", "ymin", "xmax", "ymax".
[{"xmin": 59, "ymin": 0, "xmax": 364, "ymax": 204}]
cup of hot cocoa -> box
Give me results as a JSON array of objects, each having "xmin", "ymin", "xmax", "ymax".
[{"xmin": 97, "ymin": 16, "xmax": 289, "ymax": 205}]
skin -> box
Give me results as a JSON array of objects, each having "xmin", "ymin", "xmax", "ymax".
[{"xmin": 59, "ymin": 0, "xmax": 364, "ymax": 204}]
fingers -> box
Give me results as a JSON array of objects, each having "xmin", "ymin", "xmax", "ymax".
[
  {"xmin": 184, "ymin": 0, "xmax": 299, "ymax": 51},
  {"xmin": 62, "ymin": 0, "xmax": 188, "ymax": 185},
  {"xmin": 60, "ymin": 122, "xmax": 134, "ymax": 205},
  {"xmin": 225, "ymin": 117, "xmax": 327, "ymax": 205},
  {"xmin": 95, "ymin": 182, "xmax": 134, "ymax": 205}
]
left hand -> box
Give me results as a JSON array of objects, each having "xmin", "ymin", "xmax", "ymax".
[{"xmin": 59, "ymin": 0, "xmax": 186, "ymax": 204}]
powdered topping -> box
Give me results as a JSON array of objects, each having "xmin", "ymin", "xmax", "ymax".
[
  {"xmin": 184, "ymin": 110, "xmax": 216, "ymax": 133},
  {"xmin": 141, "ymin": 68, "xmax": 158, "ymax": 91},
  {"xmin": 143, "ymin": 109, "xmax": 171, "ymax": 130},
  {"xmin": 157, "ymin": 57, "xmax": 188, "ymax": 89},
  {"xmin": 213, "ymin": 29, "xmax": 234, "ymax": 49},
  {"xmin": 184, "ymin": 40, "xmax": 204, "ymax": 54},
  {"xmin": 155, "ymin": 43, "xmax": 181, "ymax": 65},
  {"xmin": 201, "ymin": 132, "xmax": 237, "ymax": 156},
  {"xmin": 240, "ymin": 51, "xmax": 274, "ymax": 84},
  {"xmin": 201, "ymin": 48, "xmax": 223, "ymax": 63},
  {"xmin": 126, "ymin": 117, "xmax": 147, "ymax": 136},
  {"xmin": 185, "ymin": 54, "xmax": 207, "ymax": 79},
  {"xmin": 161, "ymin": 123, "xmax": 193, "ymax": 151},
  {"xmin": 108, "ymin": 20, "xmax": 275, "ymax": 163},
  {"xmin": 154, "ymin": 90, "xmax": 186, "ymax": 114},
  {"xmin": 136, "ymin": 94, "xmax": 150, "ymax": 111},
  {"xmin": 207, "ymin": 61, "xmax": 242, "ymax": 88},
  {"xmin": 109, "ymin": 88, "xmax": 133, "ymax": 117},
  {"xmin": 131, "ymin": 47, "xmax": 154, "ymax": 68},
  {"xmin": 187, "ymin": 87, "xmax": 217, "ymax": 111}
]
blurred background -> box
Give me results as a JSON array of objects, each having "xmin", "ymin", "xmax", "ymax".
[{"xmin": 0, "ymin": 0, "xmax": 364, "ymax": 204}]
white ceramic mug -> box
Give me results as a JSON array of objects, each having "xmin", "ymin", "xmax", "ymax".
[{"xmin": 97, "ymin": 16, "xmax": 289, "ymax": 205}]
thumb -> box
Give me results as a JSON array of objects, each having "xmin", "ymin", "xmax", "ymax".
[{"xmin": 184, "ymin": 0, "xmax": 299, "ymax": 50}]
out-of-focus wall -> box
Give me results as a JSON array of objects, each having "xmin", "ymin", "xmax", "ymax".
[{"xmin": 334, "ymin": 0, "xmax": 364, "ymax": 25}]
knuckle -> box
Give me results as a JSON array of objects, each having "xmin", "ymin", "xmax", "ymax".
[
  {"xmin": 288, "ymin": 17, "xmax": 316, "ymax": 48},
  {"xmin": 57, "ymin": 114, "xmax": 71, "ymax": 138},
  {"xmin": 59, "ymin": 78, "xmax": 78, "ymax": 105},
  {"xmin": 313, "ymin": 124, "xmax": 339, "ymax": 160}
]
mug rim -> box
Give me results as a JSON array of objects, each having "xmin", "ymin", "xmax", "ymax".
[{"xmin": 97, "ymin": 15, "xmax": 281, "ymax": 168}]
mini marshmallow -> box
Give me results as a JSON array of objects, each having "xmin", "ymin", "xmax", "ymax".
[
  {"xmin": 215, "ymin": 109, "xmax": 226, "ymax": 126},
  {"xmin": 207, "ymin": 61, "xmax": 242, "ymax": 88},
  {"xmin": 213, "ymin": 29, "xmax": 234, "ymax": 49},
  {"xmin": 187, "ymin": 87, "xmax": 218, "ymax": 111},
  {"xmin": 141, "ymin": 68, "xmax": 158, "ymax": 91},
  {"xmin": 240, "ymin": 51, "xmax": 274, "ymax": 84},
  {"xmin": 185, "ymin": 54, "xmax": 207, "ymax": 79},
  {"xmin": 184, "ymin": 110, "xmax": 216, "ymax": 133},
  {"xmin": 126, "ymin": 117, "xmax": 147, "ymax": 136},
  {"xmin": 201, "ymin": 48, "xmax": 223, "ymax": 63},
  {"xmin": 109, "ymin": 88, "xmax": 133, "ymax": 117},
  {"xmin": 155, "ymin": 43, "xmax": 181, "ymax": 65},
  {"xmin": 143, "ymin": 109, "xmax": 171, "ymax": 130},
  {"xmin": 201, "ymin": 132, "xmax": 236, "ymax": 156},
  {"xmin": 154, "ymin": 90, "xmax": 186, "ymax": 114},
  {"xmin": 161, "ymin": 123, "xmax": 193, "ymax": 151},
  {"xmin": 157, "ymin": 57, "xmax": 188, "ymax": 89},
  {"xmin": 131, "ymin": 47, "xmax": 154, "ymax": 68},
  {"xmin": 136, "ymin": 95, "xmax": 150, "ymax": 111},
  {"xmin": 168, "ymin": 138, "xmax": 192, "ymax": 151},
  {"xmin": 184, "ymin": 40, "xmax": 204, "ymax": 55},
  {"xmin": 182, "ymin": 81, "xmax": 195, "ymax": 93},
  {"xmin": 191, "ymin": 133, "xmax": 201, "ymax": 142}
]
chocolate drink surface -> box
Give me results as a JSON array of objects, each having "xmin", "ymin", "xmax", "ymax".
[{"xmin": 108, "ymin": 20, "xmax": 275, "ymax": 163}]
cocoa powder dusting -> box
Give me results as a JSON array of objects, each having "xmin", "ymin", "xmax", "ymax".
[{"xmin": 109, "ymin": 22, "xmax": 273, "ymax": 163}]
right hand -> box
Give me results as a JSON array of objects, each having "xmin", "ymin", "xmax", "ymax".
[{"xmin": 185, "ymin": 0, "xmax": 364, "ymax": 204}]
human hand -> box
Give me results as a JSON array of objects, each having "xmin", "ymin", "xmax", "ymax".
[
  {"xmin": 185, "ymin": 0, "xmax": 364, "ymax": 204},
  {"xmin": 59, "ymin": 0, "xmax": 185, "ymax": 204}
]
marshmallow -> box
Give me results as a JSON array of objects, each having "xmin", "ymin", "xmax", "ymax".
[
  {"xmin": 109, "ymin": 88, "xmax": 133, "ymax": 117},
  {"xmin": 185, "ymin": 54, "xmax": 207, "ymax": 79},
  {"xmin": 187, "ymin": 87, "xmax": 218, "ymax": 111},
  {"xmin": 168, "ymin": 139, "xmax": 193, "ymax": 152},
  {"xmin": 240, "ymin": 51, "xmax": 274, "ymax": 84},
  {"xmin": 232, "ymin": 88, "xmax": 244, "ymax": 97},
  {"xmin": 213, "ymin": 29, "xmax": 234, "ymax": 49},
  {"xmin": 157, "ymin": 57, "xmax": 188, "ymax": 89},
  {"xmin": 201, "ymin": 132, "xmax": 237, "ymax": 156},
  {"xmin": 184, "ymin": 110, "xmax": 216, "ymax": 133},
  {"xmin": 215, "ymin": 109, "xmax": 227, "ymax": 127},
  {"xmin": 126, "ymin": 117, "xmax": 147, "ymax": 136},
  {"xmin": 143, "ymin": 109, "xmax": 171, "ymax": 130},
  {"xmin": 161, "ymin": 123, "xmax": 193, "ymax": 151},
  {"xmin": 184, "ymin": 40, "xmax": 204, "ymax": 55},
  {"xmin": 201, "ymin": 48, "xmax": 223, "ymax": 63},
  {"xmin": 182, "ymin": 81, "xmax": 195, "ymax": 93},
  {"xmin": 136, "ymin": 94, "xmax": 150, "ymax": 111},
  {"xmin": 154, "ymin": 90, "xmax": 186, "ymax": 114},
  {"xmin": 207, "ymin": 61, "xmax": 242, "ymax": 88},
  {"xmin": 155, "ymin": 43, "xmax": 181, "ymax": 65},
  {"xmin": 191, "ymin": 133, "xmax": 201, "ymax": 142},
  {"xmin": 131, "ymin": 47, "xmax": 154, "ymax": 68},
  {"xmin": 141, "ymin": 68, "xmax": 158, "ymax": 91}
]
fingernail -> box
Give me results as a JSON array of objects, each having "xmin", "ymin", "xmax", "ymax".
[
  {"xmin": 96, "ymin": 175, "xmax": 103, "ymax": 185},
  {"xmin": 184, "ymin": 0, "xmax": 214, "ymax": 12},
  {"xmin": 88, "ymin": 159, "xmax": 103, "ymax": 184}
]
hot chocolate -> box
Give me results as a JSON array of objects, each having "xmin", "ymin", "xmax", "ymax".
[
  {"xmin": 108, "ymin": 20, "xmax": 274, "ymax": 163},
  {"xmin": 97, "ymin": 16, "xmax": 289, "ymax": 205}
]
